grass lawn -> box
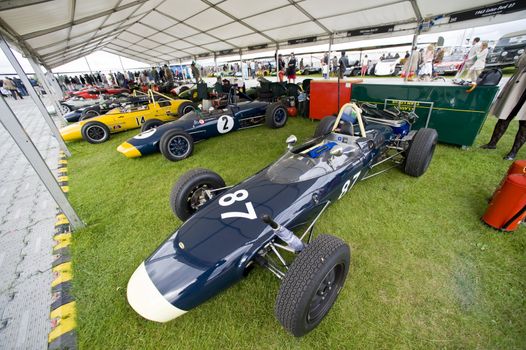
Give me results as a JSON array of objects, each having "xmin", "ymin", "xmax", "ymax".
[{"xmin": 67, "ymin": 116, "xmax": 525, "ymax": 349}]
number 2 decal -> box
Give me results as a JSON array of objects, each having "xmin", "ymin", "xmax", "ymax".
[
  {"xmin": 338, "ymin": 171, "xmax": 361, "ymax": 200},
  {"xmin": 219, "ymin": 189, "xmax": 257, "ymax": 220},
  {"xmin": 217, "ymin": 115, "xmax": 234, "ymax": 134}
]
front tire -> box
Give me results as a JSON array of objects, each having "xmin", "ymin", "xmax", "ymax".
[
  {"xmin": 275, "ymin": 234, "xmax": 350, "ymax": 337},
  {"xmin": 141, "ymin": 118, "xmax": 163, "ymax": 132},
  {"xmin": 404, "ymin": 128, "xmax": 438, "ymax": 177},
  {"xmin": 170, "ymin": 168, "xmax": 226, "ymax": 221},
  {"xmin": 60, "ymin": 104, "xmax": 71, "ymax": 113},
  {"xmin": 265, "ymin": 102, "xmax": 288, "ymax": 128},
  {"xmin": 313, "ymin": 116, "xmax": 337, "ymax": 137},
  {"xmin": 160, "ymin": 129, "xmax": 194, "ymax": 161},
  {"xmin": 81, "ymin": 121, "xmax": 110, "ymax": 144}
]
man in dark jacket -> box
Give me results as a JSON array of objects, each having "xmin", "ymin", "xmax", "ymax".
[{"xmin": 338, "ymin": 51, "xmax": 349, "ymax": 79}]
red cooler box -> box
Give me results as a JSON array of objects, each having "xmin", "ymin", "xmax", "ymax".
[{"xmin": 309, "ymin": 79, "xmax": 362, "ymax": 120}]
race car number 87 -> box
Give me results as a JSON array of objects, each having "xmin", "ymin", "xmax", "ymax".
[{"xmin": 219, "ymin": 189, "xmax": 257, "ymax": 220}]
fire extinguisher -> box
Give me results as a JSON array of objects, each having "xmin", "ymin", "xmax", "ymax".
[{"xmin": 482, "ymin": 161, "xmax": 526, "ymax": 231}]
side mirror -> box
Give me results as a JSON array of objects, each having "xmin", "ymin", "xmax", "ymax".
[
  {"xmin": 286, "ymin": 135, "xmax": 297, "ymax": 149},
  {"xmin": 330, "ymin": 145, "xmax": 343, "ymax": 157}
]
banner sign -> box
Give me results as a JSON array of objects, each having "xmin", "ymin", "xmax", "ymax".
[
  {"xmin": 347, "ymin": 25, "xmax": 394, "ymax": 37},
  {"xmin": 247, "ymin": 44, "xmax": 268, "ymax": 51},
  {"xmin": 217, "ymin": 49, "xmax": 234, "ymax": 56},
  {"xmin": 288, "ymin": 36, "xmax": 316, "ymax": 45},
  {"xmin": 449, "ymin": 0, "xmax": 526, "ymax": 23}
]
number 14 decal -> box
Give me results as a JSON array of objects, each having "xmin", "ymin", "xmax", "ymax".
[{"xmin": 219, "ymin": 189, "xmax": 257, "ymax": 220}]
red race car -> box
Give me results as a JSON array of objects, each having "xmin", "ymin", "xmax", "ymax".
[{"xmin": 66, "ymin": 86, "xmax": 129, "ymax": 100}]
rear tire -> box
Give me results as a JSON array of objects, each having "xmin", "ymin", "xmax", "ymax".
[
  {"xmin": 404, "ymin": 128, "xmax": 438, "ymax": 177},
  {"xmin": 265, "ymin": 102, "xmax": 288, "ymax": 128},
  {"xmin": 177, "ymin": 101, "xmax": 195, "ymax": 116},
  {"xmin": 170, "ymin": 168, "xmax": 226, "ymax": 221},
  {"xmin": 141, "ymin": 118, "xmax": 163, "ymax": 132},
  {"xmin": 79, "ymin": 109, "xmax": 99, "ymax": 121},
  {"xmin": 81, "ymin": 121, "xmax": 110, "ymax": 144},
  {"xmin": 275, "ymin": 234, "xmax": 350, "ymax": 337},
  {"xmin": 160, "ymin": 129, "xmax": 194, "ymax": 161},
  {"xmin": 313, "ymin": 116, "xmax": 337, "ymax": 137}
]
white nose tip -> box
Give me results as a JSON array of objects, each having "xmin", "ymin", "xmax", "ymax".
[{"xmin": 127, "ymin": 262, "xmax": 187, "ymax": 322}]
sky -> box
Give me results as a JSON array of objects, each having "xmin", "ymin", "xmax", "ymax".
[{"xmin": 0, "ymin": 18, "xmax": 525, "ymax": 75}]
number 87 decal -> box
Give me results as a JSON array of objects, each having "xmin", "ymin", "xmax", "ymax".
[
  {"xmin": 219, "ymin": 189, "xmax": 257, "ymax": 219},
  {"xmin": 338, "ymin": 171, "xmax": 361, "ymax": 200}
]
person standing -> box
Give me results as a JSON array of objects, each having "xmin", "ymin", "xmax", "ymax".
[
  {"xmin": 277, "ymin": 54, "xmax": 285, "ymax": 83},
  {"xmin": 286, "ymin": 53, "xmax": 297, "ymax": 83},
  {"xmin": 338, "ymin": 51, "xmax": 348, "ymax": 79},
  {"xmin": 418, "ymin": 45, "xmax": 435, "ymax": 81},
  {"xmin": 164, "ymin": 64, "xmax": 174, "ymax": 83},
  {"xmin": 360, "ymin": 55, "xmax": 369, "ymax": 77},
  {"xmin": 190, "ymin": 62, "xmax": 199, "ymax": 84},
  {"xmin": 331, "ymin": 55, "xmax": 338, "ymax": 77},
  {"xmin": 456, "ymin": 37, "xmax": 481, "ymax": 79},
  {"xmin": 3, "ymin": 77, "xmax": 22, "ymax": 99},
  {"xmin": 322, "ymin": 52, "xmax": 329, "ymax": 79},
  {"xmin": 467, "ymin": 42, "xmax": 489, "ymax": 82},
  {"xmin": 250, "ymin": 61, "xmax": 256, "ymax": 79},
  {"xmin": 481, "ymin": 53, "xmax": 526, "ymax": 160}
]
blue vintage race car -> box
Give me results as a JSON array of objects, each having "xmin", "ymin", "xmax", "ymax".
[
  {"xmin": 126, "ymin": 103, "xmax": 438, "ymax": 336},
  {"xmin": 117, "ymin": 94, "xmax": 287, "ymax": 161}
]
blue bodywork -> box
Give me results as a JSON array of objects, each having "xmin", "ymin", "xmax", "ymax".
[
  {"xmin": 135, "ymin": 118, "xmax": 407, "ymax": 313},
  {"xmin": 123, "ymin": 100, "xmax": 275, "ymax": 157}
]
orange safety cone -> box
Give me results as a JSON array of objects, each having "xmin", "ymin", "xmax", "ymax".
[{"xmin": 482, "ymin": 162, "xmax": 526, "ymax": 231}]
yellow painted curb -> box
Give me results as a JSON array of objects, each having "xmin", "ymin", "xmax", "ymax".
[
  {"xmin": 49, "ymin": 301, "xmax": 76, "ymax": 343},
  {"xmin": 51, "ymin": 262, "xmax": 72, "ymax": 288},
  {"xmin": 53, "ymin": 233, "xmax": 72, "ymax": 251}
]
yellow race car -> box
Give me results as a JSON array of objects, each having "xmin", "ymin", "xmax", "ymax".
[{"xmin": 60, "ymin": 90, "xmax": 195, "ymax": 144}]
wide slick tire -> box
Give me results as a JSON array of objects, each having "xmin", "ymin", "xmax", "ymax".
[
  {"xmin": 177, "ymin": 101, "xmax": 195, "ymax": 116},
  {"xmin": 159, "ymin": 129, "xmax": 194, "ymax": 161},
  {"xmin": 141, "ymin": 118, "xmax": 163, "ymax": 132},
  {"xmin": 170, "ymin": 168, "xmax": 226, "ymax": 221},
  {"xmin": 313, "ymin": 116, "xmax": 337, "ymax": 137},
  {"xmin": 265, "ymin": 102, "xmax": 288, "ymax": 128},
  {"xmin": 79, "ymin": 109, "xmax": 99, "ymax": 121},
  {"xmin": 404, "ymin": 128, "xmax": 438, "ymax": 177},
  {"xmin": 81, "ymin": 121, "xmax": 110, "ymax": 144},
  {"xmin": 275, "ymin": 234, "xmax": 350, "ymax": 337}
]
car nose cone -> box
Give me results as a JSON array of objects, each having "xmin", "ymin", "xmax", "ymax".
[
  {"xmin": 117, "ymin": 142, "xmax": 142, "ymax": 158},
  {"xmin": 127, "ymin": 262, "xmax": 187, "ymax": 322}
]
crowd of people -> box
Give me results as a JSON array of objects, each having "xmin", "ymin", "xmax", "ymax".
[
  {"xmin": 56, "ymin": 64, "xmax": 183, "ymax": 92},
  {"xmin": 0, "ymin": 76, "xmax": 44, "ymax": 99}
]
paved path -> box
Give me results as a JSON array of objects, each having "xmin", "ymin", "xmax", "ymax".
[{"xmin": 0, "ymin": 96, "xmax": 61, "ymax": 350}]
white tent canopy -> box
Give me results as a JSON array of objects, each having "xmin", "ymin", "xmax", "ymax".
[{"xmin": 0, "ymin": 0, "xmax": 524, "ymax": 69}]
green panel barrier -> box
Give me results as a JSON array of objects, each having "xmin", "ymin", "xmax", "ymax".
[{"xmin": 352, "ymin": 83, "xmax": 499, "ymax": 147}]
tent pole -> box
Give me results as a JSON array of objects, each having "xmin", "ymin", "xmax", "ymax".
[
  {"xmin": 0, "ymin": 95, "xmax": 84, "ymax": 230},
  {"xmin": 26, "ymin": 54, "xmax": 64, "ymax": 118},
  {"xmin": 0, "ymin": 34, "xmax": 70, "ymax": 156},
  {"xmin": 404, "ymin": 28, "xmax": 420, "ymax": 82},
  {"xmin": 84, "ymin": 56, "xmax": 93, "ymax": 75},
  {"xmin": 118, "ymin": 55, "xmax": 125, "ymax": 72},
  {"xmin": 239, "ymin": 49, "xmax": 245, "ymax": 83},
  {"xmin": 275, "ymin": 44, "xmax": 279, "ymax": 82}
]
